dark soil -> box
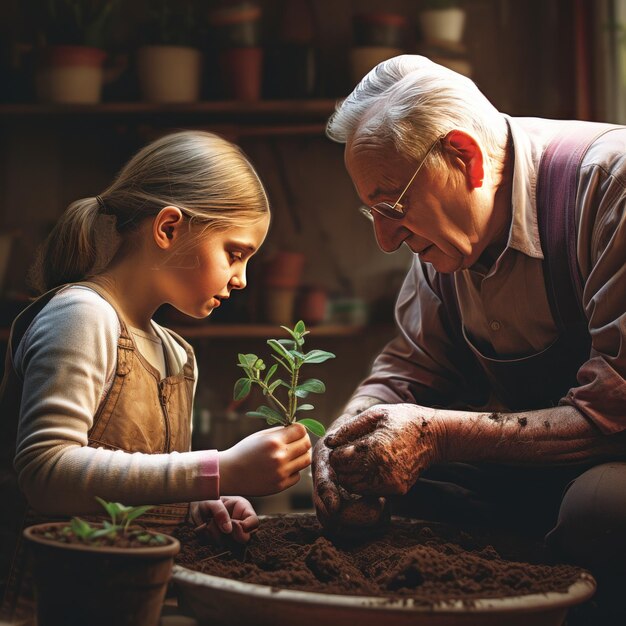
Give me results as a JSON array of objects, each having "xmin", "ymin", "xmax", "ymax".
[{"xmin": 174, "ymin": 514, "xmax": 587, "ymax": 607}]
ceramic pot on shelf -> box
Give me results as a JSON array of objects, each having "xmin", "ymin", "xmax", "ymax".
[
  {"xmin": 209, "ymin": 3, "xmax": 264, "ymax": 101},
  {"xmin": 262, "ymin": 251, "xmax": 306, "ymax": 325},
  {"xmin": 296, "ymin": 286, "xmax": 328, "ymax": 326},
  {"xmin": 349, "ymin": 12, "xmax": 407, "ymax": 87},
  {"xmin": 136, "ymin": 45, "xmax": 203, "ymax": 103},
  {"xmin": 35, "ymin": 45, "xmax": 107, "ymax": 104},
  {"xmin": 418, "ymin": 7, "xmax": 466, "ymax": 44}
]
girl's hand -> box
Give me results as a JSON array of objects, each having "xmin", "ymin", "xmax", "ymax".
[
  {"xmin": 219, "ymin": 423, "xmax": 312, "ymax": 496},
  {"xmin": 190, "ymin": 496, "xmax": 259, "ymax": 544}
]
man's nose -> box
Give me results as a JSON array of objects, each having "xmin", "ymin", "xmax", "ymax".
[{"xmin": 372, "ymin": 214, "xmax": 410, "ymax": 253}]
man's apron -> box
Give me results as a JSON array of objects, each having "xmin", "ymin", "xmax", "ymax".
[{"xmin": 433, "ymin": 123, "xmax": 623, "ymax": 411}]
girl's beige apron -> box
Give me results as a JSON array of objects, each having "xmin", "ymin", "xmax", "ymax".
[{"xmin": 0, "ymin": 282, "xmax": 196, "ymax": 617}]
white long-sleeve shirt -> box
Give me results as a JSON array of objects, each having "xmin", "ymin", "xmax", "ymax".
[{"xmin": 13, "ymin": 286, "xmax": 219, "ymax": 516}]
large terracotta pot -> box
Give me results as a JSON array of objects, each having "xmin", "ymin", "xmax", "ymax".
[
  {"xmin": 35, "ymin": 45, "xmax": 107, "ymax": 104},
  {"xmin": 172, "ymin": 513, "xmax": 597, "ymax": 626},
  {"xmin": 23, "ymin": 522, "xmax": 180, "ymax": 626}
]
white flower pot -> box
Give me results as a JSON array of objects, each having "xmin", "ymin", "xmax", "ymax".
[
  {"xmin": 35, "ymin": 46, "xmax": 106, "ymax": 104},
  {"xmin": 419, "ymin": 8, "xmax": 466, "ymax": 44},
  {"xmin": 137, "ymin": 45, "xmax": 202, "ymax": 103}
]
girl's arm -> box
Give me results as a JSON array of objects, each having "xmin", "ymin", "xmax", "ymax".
[{"xmin": 14, "ymin": 288, "xmax": 219, "ymax": 515}]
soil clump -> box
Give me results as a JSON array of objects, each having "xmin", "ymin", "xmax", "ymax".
[{"xmin": 174, "ymin": 514, "xmax": 586, "ymax": 607}]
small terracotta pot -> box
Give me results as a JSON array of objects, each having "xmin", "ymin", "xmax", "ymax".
[
  {"xmin": 263, "ymin": 251, "xmax": 305, "ymax": 289},
  {"xmin": 297, "ymin": 287, "xmax": 328, "ymax": 326},
  {"xmin": 35, "ymin": 45, "xmax": 107, "ymax": 104},
  {"xmin": 218, "ymin": 47, "xmax": 263, "ymax": 101},
  {"xmin": 23, "ymin": 522, "xmax": 180, "ymax": 626}
]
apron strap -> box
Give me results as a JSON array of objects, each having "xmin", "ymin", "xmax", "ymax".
[{"xmin": 536, "ymin": 122, "xmax": 619, "ymax": 335}]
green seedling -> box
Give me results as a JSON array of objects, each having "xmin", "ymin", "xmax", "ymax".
[
  {"xmin": 233, "ymin": 321, "xmax": 335, "ymax": 437},
  {"xmin": 50, "ymin": 498, "xmax": 167, "ymax": 546}
]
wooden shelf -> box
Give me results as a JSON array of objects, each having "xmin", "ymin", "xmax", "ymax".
[
  {"xmin": 0, "ymin": 99, "xmax": 338, "ymax": 120},
  {"xmin": 0, "ymin": 99, "xmax": 340, "ymax": 137}
]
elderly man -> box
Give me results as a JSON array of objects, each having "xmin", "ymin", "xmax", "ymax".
[{"xmin": 312, "ymin": 55, "xmax": 626, "ymax": 622}]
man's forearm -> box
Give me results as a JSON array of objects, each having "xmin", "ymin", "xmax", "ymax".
[{"xmin": 442, "ymin": 404, "xmax": 626, "ymax": 465}]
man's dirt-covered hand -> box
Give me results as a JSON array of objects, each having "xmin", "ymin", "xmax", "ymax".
[
  {"xmin": 312, "ymin": 411, "xmax": 386, "ymax": 533},
  {"xmin": 326, "ymin": 404, "xmax": 444, "ymax": 496}
]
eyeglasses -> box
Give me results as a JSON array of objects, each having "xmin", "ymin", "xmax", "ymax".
[{"xmin": 359, "ymin": 136, "xmax": 442, "ymax": 222}]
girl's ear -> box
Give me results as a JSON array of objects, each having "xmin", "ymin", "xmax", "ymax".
[
  {"xmin": 153, "ymin": 206, "xmax": 184, "ymax": 249},
  {"xmin": 442, "ymin": 130, "xmax": 484, "ymax": 189}
]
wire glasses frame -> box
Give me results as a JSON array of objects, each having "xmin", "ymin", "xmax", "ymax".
[{"xmin": 359, "ymin": 136, "xmax": 443, "ymax": 222}]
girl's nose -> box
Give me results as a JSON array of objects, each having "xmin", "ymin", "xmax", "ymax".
[
  {"xmin": 230, "ymin": 267, "xmax": 247, "ymax": 290},
  {"xmin": 372, "ymin": 213, "xmax": 410, "ymax": 253}
]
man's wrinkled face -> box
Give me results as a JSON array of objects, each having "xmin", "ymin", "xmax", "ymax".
[{"xmin": 346, "ymin": 135, "xmax": 494, "ymax": 273}]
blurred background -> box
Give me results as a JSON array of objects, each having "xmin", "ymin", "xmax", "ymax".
[{"xmin": 0, "ymin": 0, "xmax": 622, "ymax": 512}]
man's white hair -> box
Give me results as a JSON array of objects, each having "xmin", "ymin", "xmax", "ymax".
[{"xmin": 327, "ymin": 55, "xmax": 507, "ymax": 170}]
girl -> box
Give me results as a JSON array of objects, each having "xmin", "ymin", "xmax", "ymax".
[{"xmin": 0, "ymin": 131, "xmax": 312, "ymax": 606}]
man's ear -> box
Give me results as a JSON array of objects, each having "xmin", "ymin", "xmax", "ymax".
[
  {"xmin": 442, "ymin": 130, "xmax": 484, "ymax": 189},
  {"xmin": 153, "ymin": 206, "xmax": 184, "ymax": 249}
]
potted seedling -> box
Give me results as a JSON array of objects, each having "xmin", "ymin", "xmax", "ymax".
[
  {"xmin": 23, "ymin": 497, "xmax": 180, "ymax": 626},
  {"xmin": 233, "ymin": 320, "xmax": 334, "ymax": 437}
]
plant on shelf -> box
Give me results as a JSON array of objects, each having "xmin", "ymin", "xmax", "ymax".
[
  {"xmin": 29, "ymin": 0, "xmax": 121, "ymax": 48},
  {"xmin": 142, "ymin": 0, "xmax": 206, "ymax": 48},
  {"xmin": 233, "ymin": 320, "xmax": 334, "ymax": 437},
  {"xmin": 27, "ymin": 0, "xmax": 121, "ymax": 103},
  {"xmin": 137, "ymin": 0, "xmax": 208, "ymax": 103},
  {"xmin": 23, "ymin": 497, "xmax": 180, "ymax": 626}
]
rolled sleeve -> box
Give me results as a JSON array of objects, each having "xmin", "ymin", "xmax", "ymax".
[{"xmin": 563, "ymin": 164, "xmax": 626, "ymax": 433}]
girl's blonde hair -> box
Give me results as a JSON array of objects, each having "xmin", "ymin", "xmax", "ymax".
[{"xmin": 32, "ymin": 131, "xmax": 269, "ymax": 293}]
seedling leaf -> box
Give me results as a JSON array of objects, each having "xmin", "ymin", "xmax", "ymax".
[
  {"xmin": 297, "ymin": 418, "xmax": 326, "ymax": 437},
  {"xmin": 267, "ymin": 339, "xmax": 294, "ymax": 364},
  {"xmin": 257, "ymin": 405, "xmax": 284, "ymax": 422},
  {"xmin": 264, "ymin": 364, "xmax": 278, "ymax": 384},
  {"xmin": 297, "ymin": 379, "xmax": 325, "ymax": 394},
  {"xmin": 303, "ymin": 350, "xmax": 336, "ymax": 364},
  {"xmin": 238, "ymin": 353, "xmax": 258, "ymax": 368},
  {"xmin": 233, "ymin": 322, "xmax": 333, "ymax": 436},
  {"xmin": 233, "ymin": 377, "xmax": 252, "ymax": 400}
]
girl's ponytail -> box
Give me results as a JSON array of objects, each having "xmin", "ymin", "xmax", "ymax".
[{"xmin": 33, "ymin": 197, "xmax": 101, "ymax": 293}]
